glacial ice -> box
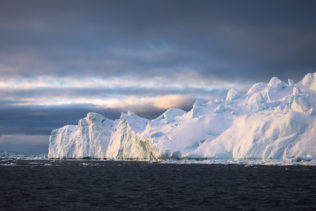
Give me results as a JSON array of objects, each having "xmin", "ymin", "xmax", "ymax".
[{"xmin": 48, "ymin": 73, "xmax": 316, "ymax": 162}]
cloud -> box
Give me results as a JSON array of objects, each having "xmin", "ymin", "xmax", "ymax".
[
  {"xmin": 0, "ymin": 82, "xmax": 229, "ymax": 100},
  {"xmin": 0, "ymin": 134, "xmax": 48, "ymax": 146},
  {"xmin": 0, "ymin": 75, "xmax": 229, "ymax": 113},
  {"xmin": 0, "ymin": 104, "xmax": 119, "ymax": 135},
  {"xmin": 154, "ymin": 95, "xmax": 194, "ymax": 110},
  {"xmin": 0, "ymin": 0, "xmax": 315, "ymax": 82},
  {"xmin": 0, "ymin": 134, "xmax": 49, "ymax": 154},
  {"xmin": 0, "ymin": 75, "xmax": 227, "ymax": 138},
  {"xmin": 0, "ymin": 103, "xmax": 185, "ymax": 136}
]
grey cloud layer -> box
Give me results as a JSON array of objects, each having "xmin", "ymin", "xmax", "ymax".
[
  {"xmin": 1, "ymin": 0, "xmax": 316, "ymax": 81},
  {"xmin": 0, "ymin": 86, "xmax": 226, "ymax": 99}
]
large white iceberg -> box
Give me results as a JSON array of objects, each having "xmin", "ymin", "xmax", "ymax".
[{"xmin": 48, "ymin": 73, "xmax": 316, "ymax": 161}]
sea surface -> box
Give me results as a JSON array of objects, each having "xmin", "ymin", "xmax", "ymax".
[{"xmin": 0, "ymin": 159, "xmax": 316, "ymax": 210}]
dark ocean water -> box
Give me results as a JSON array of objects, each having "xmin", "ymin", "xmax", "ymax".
[{"xmin": 0, "ymin": 160, "xmax": 316, "ymax": 210}]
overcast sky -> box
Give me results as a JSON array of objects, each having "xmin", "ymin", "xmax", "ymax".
[{"xmin": 0, "ymin": 0, "xmax": 316, "ymax": 153}]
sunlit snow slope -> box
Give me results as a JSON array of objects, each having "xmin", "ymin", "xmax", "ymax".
[{"xmin": 49, "ymin": 73, "xmax": 316, "ymax": 161}]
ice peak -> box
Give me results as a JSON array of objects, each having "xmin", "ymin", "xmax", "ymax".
[
  {"xmin": 268, "ymin": 77, "xmax": 286, "ymax": 89},
  {"xmin": 189, "ymin": 98, "xmax": 210, "ymax": 118},
  {"xmin": 120, "ymin": 111, "xmax": 148, "ymax": 133},
  {"xmin": 226, "ymin": 88, "xmax": 241, "ymax": 102},
  {"xmin": 78, "ymin": 112, "xmax": 108, "ymax": 126},
  {"xmin": 155, "ymin": 108, "xmax": 185, "ymax": 122},
  {"xmin": 127, "ymin": 110, "xmax": 135, "ymax": 116},
  {"xmin": 87, "ymin": 112, "xmax": 106, "ymax": 122},
  {"xmin": 301, "ymin": 72, "xmax": 316, "ymax": 91},
  {"xmin": 120, "ymin": 111, "xmax": 138, "ymax": 119},
  {"xmin": 193, "ymin": 98, "xmax": 206, "ymax": 107},
  {"xmin": 164, "ymin": 108, "xmax": 185, "ymax": 115},
  {"xmin": 288, "ymin": 79, "xmax": 295, "ymax": 86},
  {"xmin": 301, "ymin": 73, "xmax": 314, "ymax": 86},
  {"xmin": 247, "ymin": 92, "xmax": 266, "ymax": 111},
  {"xmin": 247, "ymin": 82, "xmax": 266, "ymax": 95}
]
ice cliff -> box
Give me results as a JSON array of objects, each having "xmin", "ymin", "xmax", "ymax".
[{"xmin": 48, "ymin": 73, "xmax": 316, "ymax": 161}]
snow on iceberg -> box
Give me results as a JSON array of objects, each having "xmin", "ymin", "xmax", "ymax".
[{"xmin": 48, "ymin": 73, "xmax": 316, "ymax": 162}]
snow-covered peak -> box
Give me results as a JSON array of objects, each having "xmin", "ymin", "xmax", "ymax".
[
  {"xmin": 120, "ymin": 111, "xmax": 148, "ymax": 133},
  {"xmin": 226, "ymin": 88, "xmax": 241, "ymax": 102},
  {"xmin": 87, "ymin": 112, "xmax": 107, "ymax": 123},
  {"xmin": 154, "ymin": 108, "xmax": 185, "ymax": 122},
  {"xmin": 193, "ymin": 98, "xmax": 207, "ymax": 107},
  {"xmin": 247, "ymin": 82, "xmax": 266, "ymax": 95},
  {"xmin": 268, "ymin": 77, "xmax": 286, "ymax": 89},
  {"xmin": 78, "ymin": 112, "xmax": 113, "ymax": 127},
  {"xmin": 190, "ymin": 98, "xmax": 211, "ymax": 118},
  {"xmin": 301, "ymin": 73, "xmax": 314, "ymax": 86},
  {"xmin": 300, "ymin": 72, "xmax": 316, "ymax": 91},
  {"xmin": 288, "ymin": 79, "xmax": 295, "ymax": 86},
  {"xmin": 247, "ymin": 92, "xmax": 266, "ymax": 111}
]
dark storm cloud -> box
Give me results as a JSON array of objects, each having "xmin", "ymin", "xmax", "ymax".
[
  {"xmin": 0, "ymin": 0, "xmax": 316, "ymax": 81},
  {"xmin": 0, "ymin": 103, "xmax": 187, "ymax": 135},
  {"xmin": 0, "ymin": 104, "xmax": 101, "ymax": 135},
  {"xmin": 0, "ymin": 134, "xmax": 49, "ymax": 154}
]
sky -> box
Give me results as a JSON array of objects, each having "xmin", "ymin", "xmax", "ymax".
[{"xmin": 0, "ymin": 0, "xmax": 316, "ymax": 154}]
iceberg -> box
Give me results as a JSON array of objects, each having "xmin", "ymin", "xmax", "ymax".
[{"xmin": 48, "ymin": 73, "xmax": 316, "ymax": 162}]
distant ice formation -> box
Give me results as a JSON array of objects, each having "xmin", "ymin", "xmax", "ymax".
[{"xmin": 48, "ymin": 73, "xmax": 316, "ymax": 162}]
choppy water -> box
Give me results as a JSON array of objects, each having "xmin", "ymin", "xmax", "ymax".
[{"xmin": 0, "ymin": 159, "xmax": 316, "ymax": 210}]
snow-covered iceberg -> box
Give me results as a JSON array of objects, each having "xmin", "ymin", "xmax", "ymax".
[{"xmin": 48, "ymin": 73, "xmax": 316, "ymax": 162}]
